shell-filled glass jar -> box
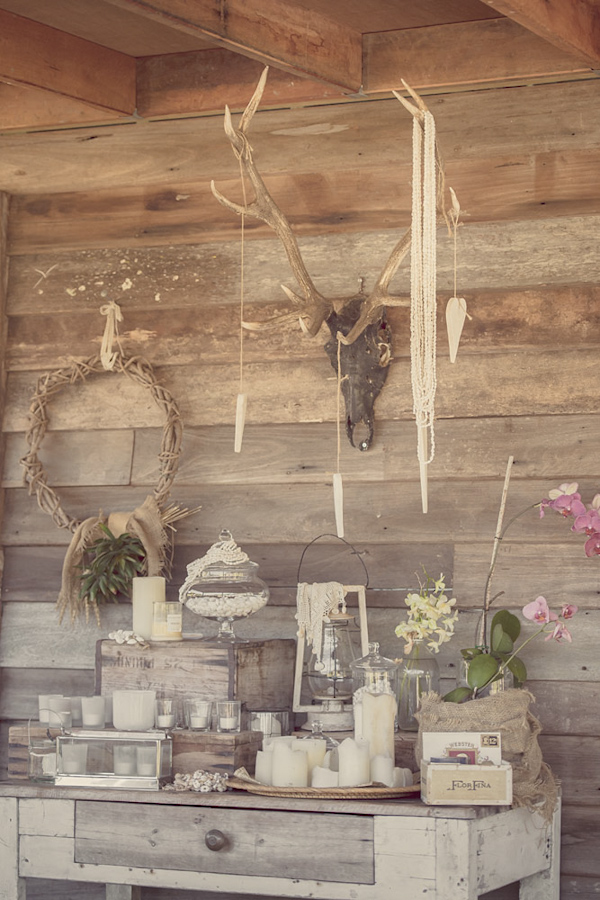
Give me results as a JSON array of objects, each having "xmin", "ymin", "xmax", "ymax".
[{"xmin": 178, "ymin": 529, "xmax": 269, "ymax": 642}]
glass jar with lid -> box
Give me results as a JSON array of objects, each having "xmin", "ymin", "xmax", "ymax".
[{"xmin": 178, "ymin": 529, "xmax": 269, "ymax": 642}]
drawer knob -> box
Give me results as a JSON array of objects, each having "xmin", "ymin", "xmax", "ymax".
[{"xmin": 205, "ymin": 829, "xmax": 227, "ymax": 851}]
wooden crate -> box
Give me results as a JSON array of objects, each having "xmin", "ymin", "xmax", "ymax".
[
  {"xmin": 96, "ymin": 638, "xmax": 296, "ymax": 711},
  {"xmin": 172, "ymin": 729, "xmax": 262, "ymax": 776}
]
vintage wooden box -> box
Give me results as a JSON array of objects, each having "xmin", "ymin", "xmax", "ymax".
[
  {"xmin": 171, "ymin": 729, "xmax": 262, "ymax": 775},
  {"xmin": 96, "ymin": 638, "xmax": 296, "ymax": 711},
  {"xmin": 421, "ymin": 760, "xmax": 513, "ymax": 806}
]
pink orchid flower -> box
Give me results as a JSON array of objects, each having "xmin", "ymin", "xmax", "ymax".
[
  {"xmin": 522, "ymin": 596, "xmax": 558, "ymax": 624},
  {"xmin": 572, "ymin": 508, "xmax": 600, "ymax": 534},
  {"xmin": 584, "ymin": 532, "xmax": 600, "ymax": 557},
  {"xmin": 545, "ymin": 622, "xmax": 572, "ymax": 643},
  {"xmin": 560, "ymin": 603, "xmax": 578, "ymax": 619}
]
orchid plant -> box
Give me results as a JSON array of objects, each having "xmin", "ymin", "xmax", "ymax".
[
  {"xmin": 443, "ymin": 477, "xmax": 588, "ymax": 702},
  {"xmin": 444, "ymin": 597, "xmax": 578, "ymax": 703},
  {"xmin": 395, "ymin": 572, "xmax": 458, "ymax": 655}
]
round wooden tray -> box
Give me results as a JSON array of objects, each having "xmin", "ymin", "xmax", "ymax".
[{"xmin": 228, "ymin": 776, "xmax": 420, "ymax": 799}]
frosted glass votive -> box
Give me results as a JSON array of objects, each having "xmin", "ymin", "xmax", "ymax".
[{"xmin": 81, "ymin": 696, "xmax": 106, "ymax": 729}]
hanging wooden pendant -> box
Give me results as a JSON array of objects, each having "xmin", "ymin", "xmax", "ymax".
[{"xmin": 446, "ymin": 296, "xmax": 467, "ymax": 363}]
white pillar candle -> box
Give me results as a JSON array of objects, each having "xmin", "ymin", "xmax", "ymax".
[
  {"xmin": 360, "ymin": 691, "xmax": 397, "ymax": 761},
  {"xmin": 254, "ymin": 749, "xmax": 273, "ymax": 785},
  {"xmin": 338, "ymin": 737, "xmax": 370, "ymax": 787},
  {"xmin": 271, "ymin": 742, "xmax": 308, "ymax": 787},
  {"xmin": 371, "ymin": 754, "xmax": 395, "ymax": 786},
  {"xmin": 393, "ymin": 767, "xmax": 413, "ymax": 788},
  {"xmin": 311, "ymin": 765, "xmax": 339, "ymax": 788},
  {"xmin": 263, "ymin": 735, "xmax": 296, "ymax": 752},
  {"xmin": 297, "ymin": 738, "xmax": 327, "ymax": 777},
  {"xmin": 132, "ymin": 576, "xmax": 165, "ymax": 640}
]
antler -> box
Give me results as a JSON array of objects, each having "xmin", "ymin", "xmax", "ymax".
[
  {"xmin": 211, "ymin": 67, "xmax": 333, "ymax": 338},
  {"xmin": 212, "ymin": 69, "xmax": 449, "ymax": 346}
]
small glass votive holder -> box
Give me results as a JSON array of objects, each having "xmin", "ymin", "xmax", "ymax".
[
  {"xmin": 113, "ymin": 744, "xmax": 137, "ymax": 776},
  {"xmin": 28, "ymin": 738, "xmax": 57, "ymax": 782},
  {"xmin": 38, "ymin": 694, "xmax": 63, "ymax": 725},
  {"xmin": 47, "ymin": 696, "xmax": 72, "ymax": 730},
  {"xmin": 217, "ymin": 700, "xmax": 241, "ymax": 733},
  {"xmin": 81, "ymin": 696, "xmax": 106, "ymax": 729},
  {"xmin": 184, "ymin": 698, "xmax": 213, "ymax": 731},
  {"xmin": 70, "ymin": 696, "xmax": 83, "ymax": 727},
  {"xmin": 136, "ymin": 744, "xmax": 158, "ymax": 776},
  {"xmin": 59, "ymin": 741, "xmax": 88, "ymax": 775},
  {"xmin": 155, "ymin": 698, "xmax": 177, "ymax": 730}
]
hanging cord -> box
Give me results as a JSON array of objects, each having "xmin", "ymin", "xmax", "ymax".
[
  {"xmin": 336, "ymin": 337, "xmax": 343, "ymax": 474},
  {"xmin": 297, "ymin": 533, "xmax": 370, "ymax": 587},
  {"xmin": 99, "ymin": 301, "xmax": 123, "ymax": 370}
]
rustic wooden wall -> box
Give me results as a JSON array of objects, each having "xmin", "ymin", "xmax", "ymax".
[{"xmin": 0, "ymin": 79, "xmax": 599, "ymax": 900}]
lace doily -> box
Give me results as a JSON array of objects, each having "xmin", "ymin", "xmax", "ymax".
[{"xmin": 296, "ymin": 582, "xmax": 346, "ymax": 668}]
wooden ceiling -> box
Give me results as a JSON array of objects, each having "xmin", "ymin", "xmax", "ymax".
[{"xmin": 0, "ymin": 0, "xmax": 598, "ymax": 133}]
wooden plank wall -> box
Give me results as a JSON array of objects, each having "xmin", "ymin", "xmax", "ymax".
[{"xmin": 0, "ymin": 79, "xmax": 599, "ymax": 900}]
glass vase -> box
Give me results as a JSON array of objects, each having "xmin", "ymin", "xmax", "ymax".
[{"xmin": 397, "ymin": 640, "xmax": 440, "ymax": 732}]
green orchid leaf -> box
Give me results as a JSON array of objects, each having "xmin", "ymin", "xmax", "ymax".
[
  {"xmin": 491, "ymin": 609, "xmax": 521, "ymax": 642},
  {"xmin": 507, "ymin": 655, "xmax": 527, "ymax": 686},
  {"xmin": 467, "ymin": 652, "xmax": 499, "ymax": 689},
  {"xmin": 491, "ymin": 623, "xmax": 514, "ymax": 654},
  {"xmin": 442, "ymin": 686, "xmax": 474, "ymax": 703}
]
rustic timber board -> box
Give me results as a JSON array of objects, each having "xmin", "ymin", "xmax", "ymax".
[{"xmin": 5, "ymin": 284, "xmax": 600, "ymax": 371}]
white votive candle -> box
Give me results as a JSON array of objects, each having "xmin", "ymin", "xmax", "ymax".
[
  {"xmin": 190, "ymin": 715, "xmax": 209, "ymax": 729},
  {"xmin": 39, "ymin": 694, "xmax": 62, "ymax": 725},
  {"xmin": 157, "ymin": 714, "xmax": 175, "ymax": 728},
  {"xmin": 219, "ymin": 716, "xmax": 238, "ymax": 730}
]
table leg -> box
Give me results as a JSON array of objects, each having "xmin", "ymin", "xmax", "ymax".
[
  {"xmin": 519, "ymin": 796, "xmax": 561, "ymax": 900},
  {"xmin": 0, "ymin": 798, "xmax": 26, "ymax": 900}
]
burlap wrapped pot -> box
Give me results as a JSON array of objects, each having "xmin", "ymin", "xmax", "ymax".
[{"xmin": 415, "ymin": 689, "xmax": 558, "ymax": 821}]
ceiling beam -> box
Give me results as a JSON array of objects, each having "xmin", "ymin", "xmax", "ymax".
[
  {"xmin": 479, "ymin": 0, "xmax": 600, "ymax": 67},
  {"xmin": 136, "ymin": 49, "xmax": 347, "ymax": 118},
  {"xmin": 101, "ymin": 0, "xmax": 362, "ymax": 93},
  {"xmin": 0, "ymin": 9, "xmax": 136, "ymax": 114},
  {"xmin": 364, "ymin": 18, "xmax": 593, "ymax": 95}
]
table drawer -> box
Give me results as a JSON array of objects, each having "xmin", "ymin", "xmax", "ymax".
[{"xmin": 75, "ymin": 801, "xmax": 374, "ymax": 884}]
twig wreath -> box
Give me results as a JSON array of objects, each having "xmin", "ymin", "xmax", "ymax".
[{"xmin": 20, "ymin": 349, "xmax": 191, "ymax": 624}]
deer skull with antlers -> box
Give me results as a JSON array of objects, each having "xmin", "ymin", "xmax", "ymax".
[{"xmin": 211, "ymin": 68, "xmax": 446, "ymax": 451}]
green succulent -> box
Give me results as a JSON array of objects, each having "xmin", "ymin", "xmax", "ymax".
[{"xmin": 78, "ymin": 524, "xmax": 147, "ymax": 614}]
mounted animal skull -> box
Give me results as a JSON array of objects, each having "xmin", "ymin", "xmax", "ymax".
[{"xmin": 211, "ymin": 68, "xmax": 446, "ymax": 450}]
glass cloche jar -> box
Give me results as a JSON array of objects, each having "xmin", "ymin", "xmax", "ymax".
[{"xmin": 178, "ymin": 530, "xmax": 269, "ymax": 642}]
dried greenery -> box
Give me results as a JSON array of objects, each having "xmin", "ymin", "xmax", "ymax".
[{"xmin": 78, "ymin": 524, "xmax": 147, "ymax": 614}]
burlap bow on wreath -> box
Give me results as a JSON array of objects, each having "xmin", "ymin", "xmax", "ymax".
[{"xmin": 20, "ymin": 350, "xmax": 197, "ymax": 625}]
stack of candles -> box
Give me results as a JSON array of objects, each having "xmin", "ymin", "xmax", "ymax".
[{"xmin": 254, "ymin": 732, "xmax": 412, "ymax": 789}]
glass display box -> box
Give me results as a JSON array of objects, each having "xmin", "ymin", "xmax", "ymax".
[{"xmin": 54, "ymin": 729, "xmax": 172, "ymax": 790}]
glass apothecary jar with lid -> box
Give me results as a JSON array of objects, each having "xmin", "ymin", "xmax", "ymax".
[{"xmin": 178, "ymin": 529, "xmax": 269, "ymax": 642}]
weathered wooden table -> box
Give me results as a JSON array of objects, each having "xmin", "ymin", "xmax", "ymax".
[{"xmin": 0, "ymin": 782, "xmax": 560, "ymax": 900}]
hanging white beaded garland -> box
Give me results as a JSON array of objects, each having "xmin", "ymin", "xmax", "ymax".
[{"xmin": 410, "ymin": 108, "xmax": 438, "ymax": 513}]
